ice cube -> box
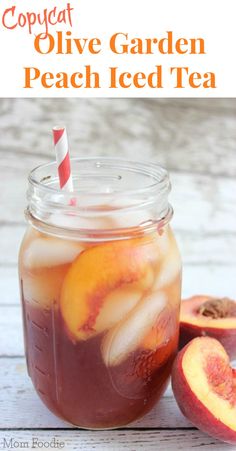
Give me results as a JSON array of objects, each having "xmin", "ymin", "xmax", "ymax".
[
  {"xmin": 51, "ymin": 207, "xmax": 155, "ymax": 231},
  {"xmin": 23, "ymin": 237, "xmax": 83, "ymax": 268},
  {"xmin": 95, "ymin": 286, "xmax": 142, "ymax": 333},
  {"xmin": 101, "ymin": 291, "xmax": 166, "ymax": 366},
  {"xmin": 110, "ymin": 209, "xmax": 153, "ymax": 229},
  {"xmin": 50, "ymin": 213, "xmax": 114, "ymax": 230},
  {"xmin": 109, "ymin": 197, "xmax": 143, "ymax": 209},
  {"xmin": 155, "ymin": 228, "xmax": 171, "ymax": 257},
  {"xmin": 154, "ymin": 244, "xmax": 181, "ymax": 289},
  {"xmin": 22, "ymin": 264, "xmax": 68, "ymax": 308}
]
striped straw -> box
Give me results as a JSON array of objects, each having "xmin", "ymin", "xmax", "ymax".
[{"xmin": 52, "ymin": 126, "xmax": 73, "ymax": 192}]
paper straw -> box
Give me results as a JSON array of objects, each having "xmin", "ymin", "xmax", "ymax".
[{"xmin": 53, "ymin": 126, "xmax": 73, "ymax": 192}]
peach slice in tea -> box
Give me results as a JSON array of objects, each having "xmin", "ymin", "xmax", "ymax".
[{"xmin": 60, "ymin": 236, "xmax": 157, "ymax": 341}]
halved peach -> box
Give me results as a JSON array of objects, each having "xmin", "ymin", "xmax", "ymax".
[
  {"xmin": 60, "ymin": 236, "xmax": 157, "ymax": 341},
  {"xmin": 180, "ymin": 296, "xmax": 236, "ymax": 359},
  {"xmin": 172, "ymin": 337, "xmax": 236, "ymax": 444}
]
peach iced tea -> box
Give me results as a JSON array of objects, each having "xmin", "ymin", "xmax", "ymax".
[{"xmin": 19, "ymin": 158, "xmax": 182, "ymax": 428}]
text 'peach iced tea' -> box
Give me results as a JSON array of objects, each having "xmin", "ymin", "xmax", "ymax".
[{"xmin": 19, "ymin": 158, "xmax": 182, "ymax": 428}]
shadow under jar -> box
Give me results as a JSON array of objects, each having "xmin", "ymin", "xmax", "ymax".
[{"xmin": 18, "ymin": 158, "xmax": 182, "ymax": 429}]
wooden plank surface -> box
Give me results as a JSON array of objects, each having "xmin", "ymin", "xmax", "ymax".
[
  {"xmin": 0, "ymin": 358, "xmax": 192, "ymax": 429},
  {"xmin": 0, "ymin": 98, "xmax": 236, "ymax": 450},
  {"xmin": 1, "ymin": 429, "xmax": 234, "ymax": 451},
  {"xmin": 0, "ymin": 99, "xmax": 236, "ymax": 177}
]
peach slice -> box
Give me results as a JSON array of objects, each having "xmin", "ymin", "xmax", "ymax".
[
  {"xmin": 60, "ymin": 236, "xmax": 157, "ymax": 341},
  {"xmin": 180, "ymin": 296, "xmax": 236, "ymax": 359},
  {"xmin": 172, "ymin": 337, "xmax": 236, "ymax": 444}
]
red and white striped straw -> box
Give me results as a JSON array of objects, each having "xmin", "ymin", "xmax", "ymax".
[{"xmin": 52, "ymin": 126, "xmax": 73, "ymax": 192}]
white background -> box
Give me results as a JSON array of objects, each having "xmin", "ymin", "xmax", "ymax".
[{"xmin": 0, "ymin": 0, "xmax": 236, "ymax": 96}]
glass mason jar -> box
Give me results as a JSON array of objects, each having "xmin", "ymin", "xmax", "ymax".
[{"xmin": 18, "ymin": 158, "xmax": 182, "ymax": 429}]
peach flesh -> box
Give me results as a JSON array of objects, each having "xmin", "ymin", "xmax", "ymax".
[
  {"xmin": 172, "ymin": 337, "xmax": 236, "ymax": 444},
  {"xmin": 180, "ymin": 296, "xmax": 236, "ymax": 359},
  {"xmin": 205, "ymin": 354, "xmax": 236, "ymax": 406},
  {"xmin": 60, "ymin": 236, "xmax": 157, "ymax": 341}
]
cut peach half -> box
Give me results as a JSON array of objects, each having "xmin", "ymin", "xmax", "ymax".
[
  {"xmin": 172, "ymin": 337, "xmax": 236, "ymax": 444},
  {"xmin": 180, "ymin": 296, "xmax": 236, "ymax": 359},
  {"xmin": 60, "ymin": 236, "xmax": 157, "ymax": 341}
]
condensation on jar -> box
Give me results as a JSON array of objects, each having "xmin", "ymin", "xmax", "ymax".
[{"xmin": 18, "ymin": 157, "xmax": 182, "ymax": 429}]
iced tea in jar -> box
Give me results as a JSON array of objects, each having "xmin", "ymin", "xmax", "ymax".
[{"xmin": 19, "ymin": 158, "xmax": 182, "ymax": 428}]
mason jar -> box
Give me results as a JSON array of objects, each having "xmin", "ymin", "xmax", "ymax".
[{"xmin": 18, "ymin": 157, "xmax": 182, "ymax": 429}]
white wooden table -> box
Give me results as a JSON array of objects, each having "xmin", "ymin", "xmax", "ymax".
[{"xmin": 0, "ymin": 98, "xmax": 236, "ymax": 450}]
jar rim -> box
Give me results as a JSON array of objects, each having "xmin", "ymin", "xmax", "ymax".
[
  {"xmin": 28, "ymin": 157, "xmax": 170, "ymax": 198},
  {"xmin": 27, "ymin": 157, "xmax": 172, "ymax": 238}
]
